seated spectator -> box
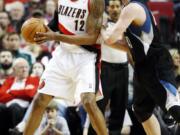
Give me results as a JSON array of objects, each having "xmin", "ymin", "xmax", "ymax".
[
  {"xmin": 1, "ymin": 33, "xmax": 9, "ymax": 49},
  {"xmin": 5, "ymin": 32, "xmax": 34, "ymax": 65},
  {"xmin": 0, "ymin": 11, "xmax": 13, "ymax": 33},
  {"xmin": 0, "ymin": 0, "xmax": 4, "ymax": 12},
  {"xmin": 0, "ymin": 58, "xmax": 39, "ymax": 135},
  {"xmin": 31, "ymin": 62, "xmax": 45, "ymax": 77},
  {"xmin": 169, "ymin": 48, "xmax": 180, "ymax": 87},
  {"xmin": 45, "ymin": 0, "xmax": 56, "ymax": 22},
  {"xmin": 0, "ymin": 22, "xmax": 5, "ymax": 39},
  {"xmin": 37, "ymin": 100, "xmax": 70, "ymax": 135},
  {"xmin": 0, "ymin": 49, "xmax": 13, "ymax": 85},
  {"xmin": 9, "ymin": 98, "xmax": 69, "ymax": 135},
  {"xmin": 5, "ymin": 1, "xmax": 26, "ymax": 33}
]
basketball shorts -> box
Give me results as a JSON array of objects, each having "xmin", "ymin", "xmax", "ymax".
[
  {"xmin": 38, "ymin": 46, "xmax": 102, "ymax": 105},
  {"xmin": 133, "ymin": 44, "xmax": 180, "ymax": 122}
]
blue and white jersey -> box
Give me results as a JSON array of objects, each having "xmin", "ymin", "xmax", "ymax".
[{"xmin": 125, "ymin": 1, "xmax": 157, "ymax": 62}]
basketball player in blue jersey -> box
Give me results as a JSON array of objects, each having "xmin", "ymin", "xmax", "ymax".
[
  {"xmin": 102, "ymin": 0, "xmax": 180, "ymax": 135},
  {"xmin": 22, "ymin": 0, "xmax": 108, "ymax": 135}
]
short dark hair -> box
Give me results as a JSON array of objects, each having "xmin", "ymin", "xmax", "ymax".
[
  {"xmin": 0, "ymin": 49, "xmax": 12, "ymax": 54},
  {"xmin": 107, "ymin": 0, "xmax": 121, "ymax": 6},
  {"xmin": 7, "ymin": 32, "xmax": 20, "ymax": 40}
]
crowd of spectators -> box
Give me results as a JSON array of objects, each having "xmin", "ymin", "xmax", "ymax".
[{"xmin": 0, "ymin": 0, "xmax": 180, "ymax": 135}]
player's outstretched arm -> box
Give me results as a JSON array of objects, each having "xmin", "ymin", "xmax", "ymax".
[{"xmin": 102, "ymin": 3, "xmax": 145, "ymax": 45}]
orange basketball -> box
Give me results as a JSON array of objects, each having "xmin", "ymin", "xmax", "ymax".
[{"xmin": 21, "ymin": 18, "xmax": 47, "ymax": 44}]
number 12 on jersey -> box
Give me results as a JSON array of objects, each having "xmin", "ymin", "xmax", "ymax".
[{"xmin": 74, "ymin": 20, "xmax": 85, "ymax": 31}]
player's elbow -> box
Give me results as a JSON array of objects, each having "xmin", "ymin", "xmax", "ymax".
[{"xmin": 86, "ymin": 34, "xmax": 99, "ymax": 45}]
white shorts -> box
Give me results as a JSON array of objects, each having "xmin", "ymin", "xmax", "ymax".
[{"xmin": 38, "ymin": 46, "xmax": 100, "ymax": 105}]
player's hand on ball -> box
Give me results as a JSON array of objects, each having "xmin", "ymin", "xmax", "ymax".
[{"xmin": 34, "ymin": 25, "xmax": 56, "ymax": 44}]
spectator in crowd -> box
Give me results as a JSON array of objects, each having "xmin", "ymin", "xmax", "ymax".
[
  {"xmin": 0, "ymin": 0, "xmax": 4, "ymax": 12},
  {"xmin": 31, "ymin": 62, "xmax": 45, "ymax": 77},
  {"xmin": 45, "ymin": 0, "xmax": 56, "ymax": 22},
  {"xmin": 5, "ymin": 32, "xmax": 33, "ymax": 65},
  {"xmin": 0, "ymin": 11, "xmax": 13, "ymax": 33},
  {"xmin": 31, "ymin": 9, "xmax": 48, "ymax": 25},
  {"xmin": 37, "ymin": 100, "xmax": 70, "ymax": 135},
  {"xmin": 169, "ymin": 48, "xmax": 180, "ymax": 77},
  {"xmin": 9, "ymin": 98, "xmax": 69, "ymax": 135},
  {"xmin": 1, "ymin": 33, "xmax": 9, "ymax": 48},
  {"xmin": 0, "ymin": 49, "xmax": 13, "ymax": 85},
  {"xmin": 0, "ymin": 58, "xmax": 39, "ymax": 135},
  {"xmin": 0, "ymin": 24, "xmax": 5, "ymax": 40},
  {"xmin": 174, "ymin": 0, "xmax": 180, "ymax": 43},
  {"xmin": 169, "ymin": 48, "xmax": 180, "ymax": 87},
  {"xmin": 6, "ymin": 1, "xmax": 26, "ymax": 33},
  {"xmin": 24, "ymin": 0, "xmax": 44, "ymax": 19}
]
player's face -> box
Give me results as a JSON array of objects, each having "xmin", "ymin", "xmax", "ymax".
[
  {"xmin": 0, "ymin": 51, "xmax": 13, "ymax": 65},
  {"xmin": 108, "ymin": 1, "xmax": 121, "ymax": 21}
]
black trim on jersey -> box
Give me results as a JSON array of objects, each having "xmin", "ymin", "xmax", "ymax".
[
  {"xmin": 125, "ymin": 8, "xmax": 160, "ymax": 63},
  {"xmin": 48, "ymin": 10, "xmax": 59, "ymax": 32},
  {"xmin": 81, "ymin": 45, "xmax": 101, "ymax": 64}
]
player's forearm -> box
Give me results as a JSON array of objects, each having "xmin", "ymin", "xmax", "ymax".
[
  {"xmin": 53, "ymin": 33, "xmax": 99, "ymax": 45},
  {"xmin": 106, "ymin": 22, "xmax": 124, "ymax": 45},
  {"xmin": 108, "ymin": 40, "xmax": 129, "ymax": 52}
]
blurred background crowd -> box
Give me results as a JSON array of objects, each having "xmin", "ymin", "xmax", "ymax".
[{"xmin": 0, "ymin": 0, "xmax": 180, "ymax": 135}]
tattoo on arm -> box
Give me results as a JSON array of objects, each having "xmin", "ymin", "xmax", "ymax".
[{"xmin": 86, "ymin": 0, "xmax": 105, "ymax": 35}]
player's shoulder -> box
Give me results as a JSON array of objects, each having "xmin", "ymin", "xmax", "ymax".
[
  {"xmin": 88, "ymin": 0, "xmax": 104, "ymax": 17},
  {"xmin": 122, "ymin": 2, "xmax": 145, "ymax": 14}
]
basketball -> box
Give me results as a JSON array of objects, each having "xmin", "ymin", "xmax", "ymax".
[{"xmin": 21, "ymin": 18, "xmax": 47, "ymax": 44}]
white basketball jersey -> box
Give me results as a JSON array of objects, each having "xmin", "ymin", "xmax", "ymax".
[{"xmin": 58, "ymin": 0, "xmax": 89, "ymax": 35}]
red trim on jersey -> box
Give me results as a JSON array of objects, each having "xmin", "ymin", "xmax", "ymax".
[
  {"xmin": 88, "ymin": 0, "xmax": 91, "ymax": 12},
  {"xmin": 58, "ymin": 23, "xmax": 74, "ymax": 35}
]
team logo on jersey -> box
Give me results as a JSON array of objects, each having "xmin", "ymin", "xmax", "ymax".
[
  {"xmin": 39, "ymin": 79, "xmax": 45, "ymax": 89},
  {"xmin": 58, "ymin": 5, "xmax": 87, "ymax": 19}
]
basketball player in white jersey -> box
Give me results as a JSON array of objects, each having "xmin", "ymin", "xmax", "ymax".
[
  {"xmin": 23, "ymin": 0, "xmax": 108, "ymax": 135},
  {"xmin": 101, "ymin": 0, "xmax": 180, "ymax": 135}
]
